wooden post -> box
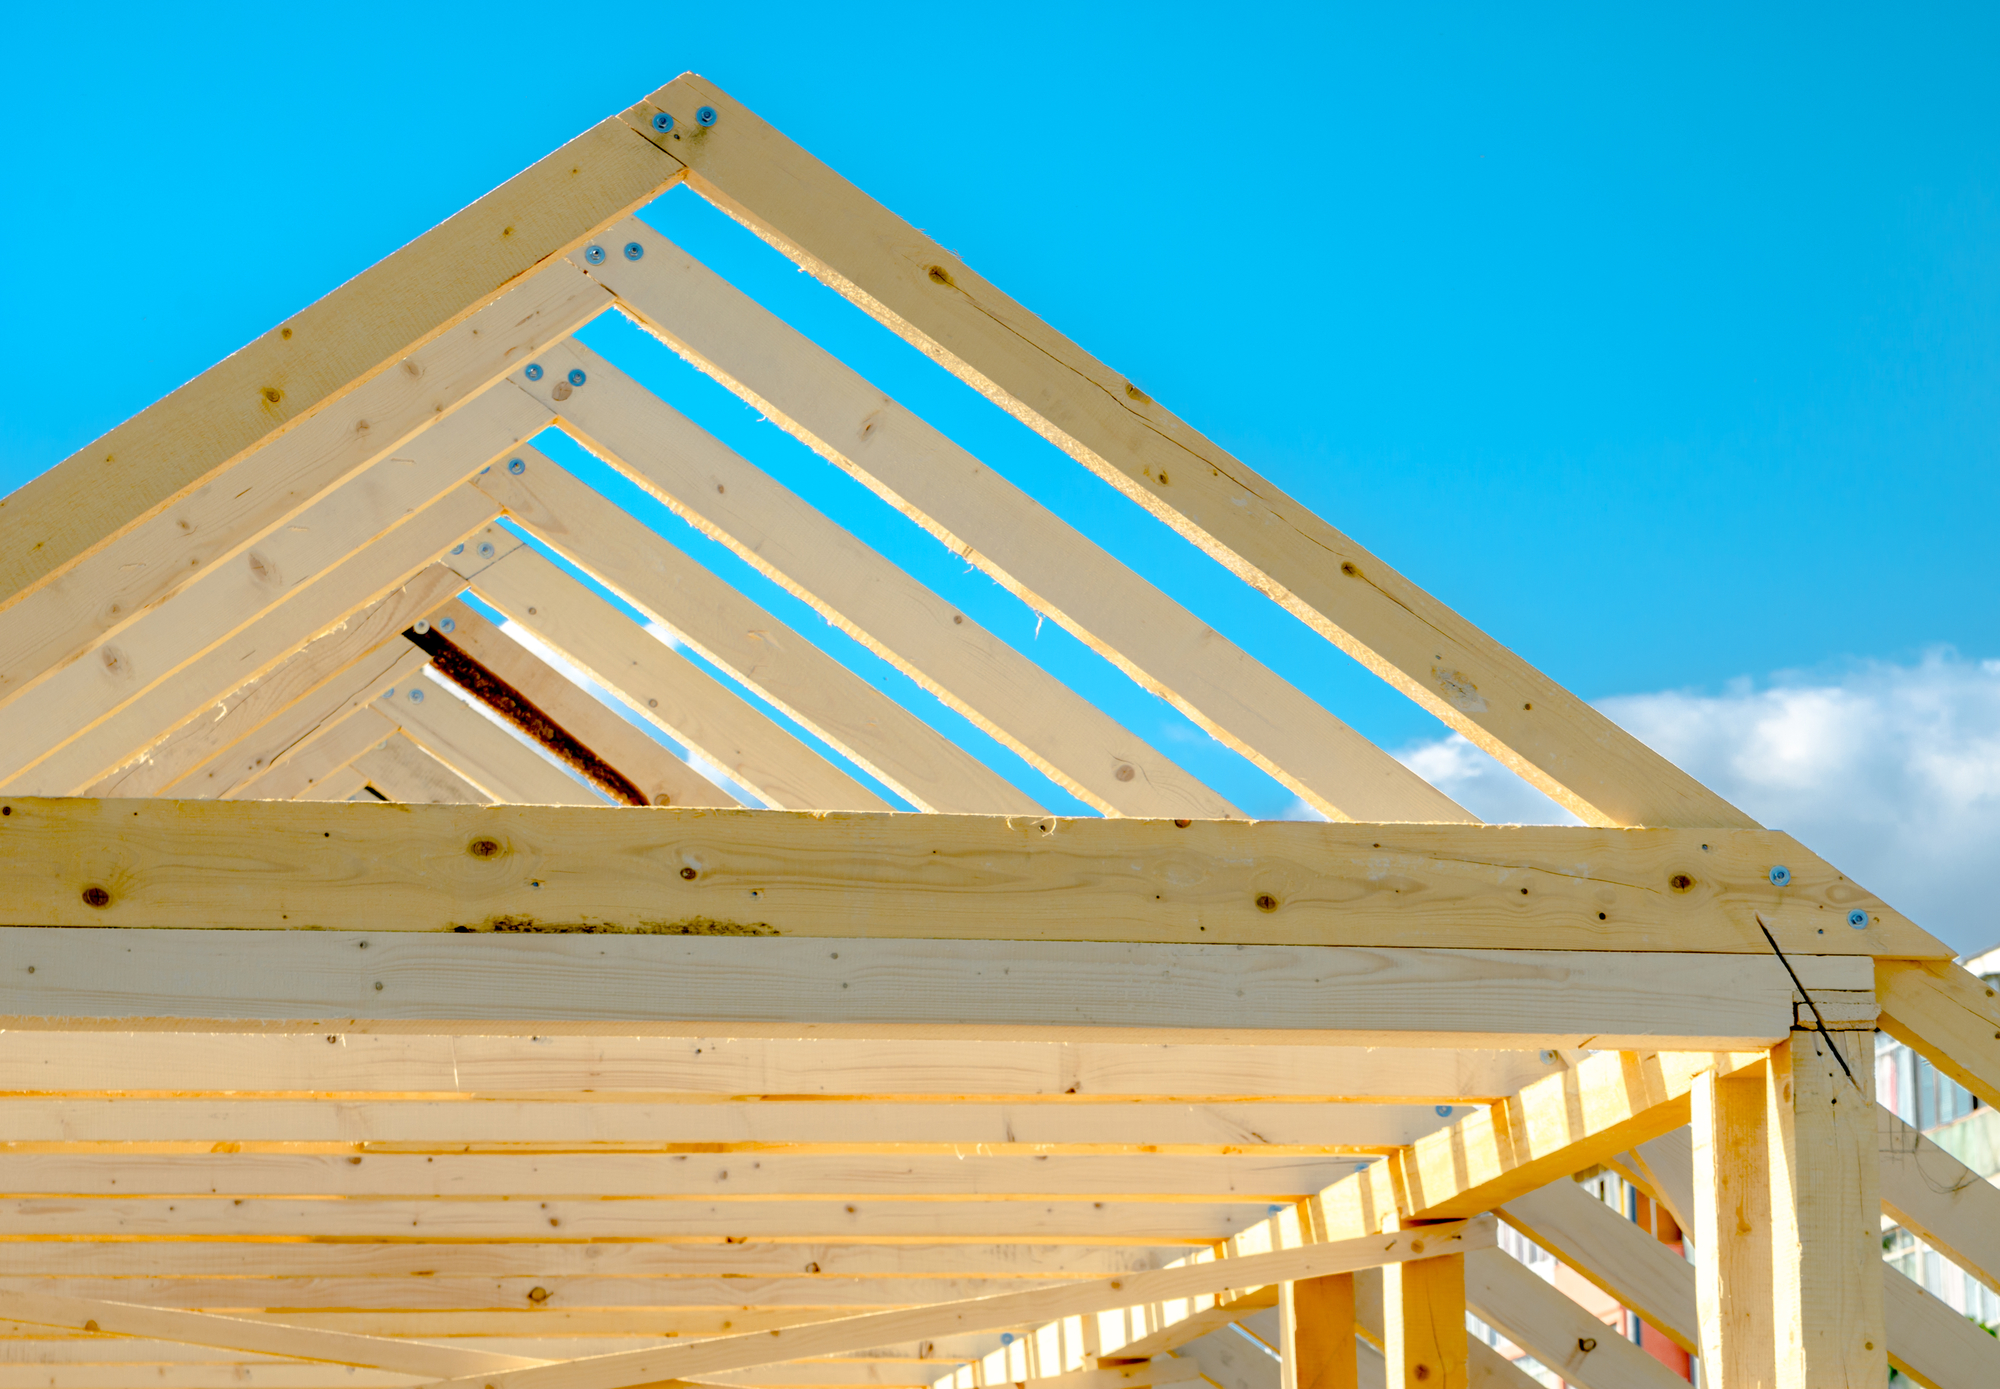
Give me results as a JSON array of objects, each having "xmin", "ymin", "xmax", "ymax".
[
  {"xmin": 1768, "ymin": 1030, "xmax": 1885, "ymax": 1388},
  {"xmin": 1384, "ymin": 1253, "xmax": 1466, "ymax": 1389},
  {"xmin": 1281, "ymin": 1274, "xmax": 1359, "ymax": 1389},
  {"xmin": 1692, "ymin": 1066, "xmax": 1776, "ymax": 1387}
]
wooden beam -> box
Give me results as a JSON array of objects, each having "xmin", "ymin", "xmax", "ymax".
[
  {"xmin": 0, "ymin": 263, "xmax": 606, "ymax": 722},
  {"xmin": 0, "ymin": 482, "xmax": 508, "ymax": 798},
  {"xmin": 0, "ymin": 96, "xmax": 685, "ymax": 609},
  {"xmin": 474, "ymin": 450, "xmax": 1035, "ymax": 815},
  {"xmin": 0, "ymin": 927, "xmax": 1866, "ymax": 1043},
  {"xmin": 511, "ymin": 346, "xmax": 1233, "ymax": 822},
  {"xmin": 1882, "ymin": 1264, "xmax": 2000, "ymax": 1389},
  {"xmin": 0, "ymin": 1369, "xmax": 424, "ymax": 1389},
  {"xmin": 89, "ymin": 569, "xmax": 457, "ymax": 797},
  {"xmin": 1461, "ymin": 1248, "xmax": 1679, "ymax": 1389},
  {"xmin": 294, "ymin": 763, "xmax": 370, "ymax": 803},
  {"xmin": 0, "ymin": 800, "xmax": 1940, "ymax": 955},
  {"xmin": 459, "ymin": 544, "xmax": 889, "ymax": 811},
  {"xmin": 245, "ymin": 706, "xmax": 399, "ymax": 801},
  {"xmin": 1767, "ymin": 1032, "xmax": 1884, "ymax": 1388},
  {"xmin": 0, "ymin": 1288, "xmax": 538, "ymax": 1376},
  {"xmin": 1280, "ymin": 1276, "xmax": 1356, "ymax": 1389},
  {"xmin": 412, "ymin": 1221, "xmax": 1494, "ymax": 1389},
  {"xmin": 0, "ymin": 383, "xmax": 548, "ymax": 789},
  {"xmin": 0, "ymin": 1030, "xmax": 1558, "ymax": 1101},
  {"xmin": 541, "ymin": 271, "xmax": 1434, "ymax": 820},
  {"xmin": 1383, "ymin": 1256, "xmax": 1465, "ymax": 1389},
  {"xmin": 1877, "ymin": 959, "xmax": 2000, "ymax": 1108},
  {"xmin": 1496, "ymin": 1179, "xmax": 1696, "ymax": 1355},
  {"xmin": 352, "ymin": 733, "xmax": 492, "ymax": 805},
  {"xmin": 630, "ymin": 75, "xmax": 1748, "ymax": 832},
  {"xmin": 1690, "ymin": 1069, "xmax": 1774, "ymax": 1387},
  {"xmin": 378, "ymin": 673, "xmax": 604, "ymax": 805},
  {"xmin": 428, "ymin": 600, "xmax": 736, "ymax": 808},
  {"xmin": 1878, "ymin": 1106, "xmax": 2000, "ymax": 1293}
]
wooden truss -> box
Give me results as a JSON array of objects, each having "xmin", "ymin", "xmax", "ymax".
[{"xmin": 0, "ymin": 71, "xmax": 1994, "ymax": 1389}]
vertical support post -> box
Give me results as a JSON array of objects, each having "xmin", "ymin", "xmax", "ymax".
[
  {"xmin": 1693, "ymin": 1066, "xmax": 1776, "ymax": 1388},
  {"xmin": 1384, "ymin": 1254, "xmax": 1466, "ymax": 1389},
  {"xmin": 1282, "ymin": 1274, "xmax": 1359, "ymax": 1389},
  {"xmin": 1769, "ymin": 1030, "xmax": 1885, "ymax": 1389}
]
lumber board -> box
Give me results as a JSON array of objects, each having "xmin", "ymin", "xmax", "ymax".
[
  {"xmin": 1876, "ymin": 959, "xmax": 2000, "ymax": 1108},
  {"xmin": 431, "ymin": 600, "xmax": 737, "ymax": 808},
  {"xmin": 0, "ymin": 928, "xmax": 1865, "ymax": 1043},
  {"xmin": 1690, "ymin": 1072, "xmax": 1774, "ymax": 1388},
  {"xmin": 1878, "ymin": 1106, "xmax": 2000, "ymax": 1293},
  {"xmin": 0, "ymin": 1288, "xmax": 536, "ymax": 1376},
  {"xmin": 1384, "ymin": 1254, "xmax": 1465, "ymax": 1389},
  {"xmin": 248, "ymin": 706, "xmax": 400, "ymax": 802},
  {"xmin": 1461, "ymin": 1248, "xmax": 1679, "ymax": 1389},
  {"xmin": 460, "ymin": 544, "xmax": 889, "ymax": 811},
  {"xmin": 1280, "ymin": 1275, "xmax": 1356, "ymax": 1389},
  {"xmin": 512, "ymin": 348, "xmax": 1233, "ymax": 822},
  {"xmin": 294, "ymin": 763, "xmax": 370, "ymax": 802},
  {"xmin": 353, "ymin": 733, "xmax": 493, "ymax": 805},
  {"xmin": 1882, "ymin": 1263, "xmax": 2000, "ymax": 1389},
  {"xmin": 0, "ymin": 108, "xmax": 682, "ymax": 609},
  {"xmin": 631, "ymin": 75, "xmax": 1747, "ymax": 832},
  {"xmin": 0, "ymin": 1371, "xmax": 422, "ymax": 1389},
  {"xmin": 474, "ymin": 451, "xmax": 1032, "ymax": 814},
  {"xmin": 0, "ymin": 1097, "xmax": 1470, "ymax": 1151},
  {"xmin": 89, "ymin": 570, "xmax": 457, "ymax": 797},
  {"xmin": 412, "ymin": 1221, "xmax": 1493, "ymax": 1389},
  {"xmin": 0, "ymin": 263, "xmax": 606, "ymax": 719},
  {"xmin": 0, "ymin": 380, "xmax": 548, "ymax": 789},
  {"xmin": 1, "ymin": 484, "xmax": 507, "ymax": 798},
  {"xmin": 1498, "ymin": 1180, "xmax": 1695, "ymax": 1353},
  {"xmin": 577, "ymin": 236, "xmax": 1461, "ymax": 825},
  {"xmin": 379, "ymin": 674, "xmax": 604, "ymax": 805},
  {"xmin": 0, "ymin": 1030, "xmax": 1557, "ymax": 1100},
  {"xmin": 0, "ymin": 800, "xmax": 1939, "ymax": 955},
  {"xmin": 1175, "ymin": 1329, "xmax": 1278, "ymax": 1389}
]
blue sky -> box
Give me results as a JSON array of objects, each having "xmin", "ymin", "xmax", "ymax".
[{"xmin": 4, "ymin": 5, "xmax": 1998, "ymax": 946}]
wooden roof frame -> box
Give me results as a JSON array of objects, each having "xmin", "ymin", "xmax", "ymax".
[{"xmin": 1, "ymin": 71, "xmax": 1995, "ymax": 1389}]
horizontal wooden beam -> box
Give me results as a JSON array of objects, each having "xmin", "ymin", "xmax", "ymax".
[
  {"xmin": 0, "ymin": 799, "xmax": 1941, "ymax": 955},
  {"xmin": 416, "ymin": 1220, "xmax": 1495, "ymax": 1389},
  {"xmin": 0, "ymin": 927, "xmax": 1865, "ymax": 1045},
  {"xmin": 1876, "ymin": 958, "xmax": 2000, "ymax": 1106}
]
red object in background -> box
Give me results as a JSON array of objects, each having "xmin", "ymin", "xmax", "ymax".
[{"xmin": 1632, "ymin": 1191, "xmax": 1694, "ymax": 1381}]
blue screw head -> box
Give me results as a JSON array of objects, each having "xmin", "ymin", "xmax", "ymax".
[
  {"xmin": 412, "ymin": 620, "xmax": 431, "ymax": 636},
  {"xmin": 1769, "ymin": 865, "xmax": 1791, "ymax": 887},
  {"xmin": 408, "ymin": 688, "xmax": 425, "ymax": 704},
  {"xmin": 583, "ymin": 244, "xmax": 607, "ymax": 266},
  {"xmin": 624, "ymin": 241, "xmax": 645, "ymax": 261},
  {"xmin": 524, "ymin": 364, "xmax": 544, "ymax": 382},
  {"xmin": 651, "ymin": 111, "xmax": 673, "ymax": 133},
  {"xmin": 450, "ymin": 544, "xmax": 464, "ymax": 555},
  {"xmin": 567, "ymin": 368, "xmax": 587, "ymax": 387},
  {"xmin": 477, "ymin": 541, "xmax": 496, "ymax": 559},
  {"xmin": 1435, "ymin": 1104, "xmax": 1453, "ymax": 1118},
  {"xmin": 507, "ymin": 458, "xmax": 526, "ymax": 475},
  {"xmin": 696, "ymin": 105, "xmax": 718, "ymax": 126},
  {"xmin": 1000, "ymin": 1334, "xmax": 1014, "ymax": 1347},
  {"xmin": 440, "ymin": 617, "xmax": 455, "ymax": 634},
  {"xmin": 1848, "ymin": 909, "xmax": 1870, "ymax": 929}
]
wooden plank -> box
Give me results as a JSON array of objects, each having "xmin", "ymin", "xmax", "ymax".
[
  {"xmin": 0, "ymin": 1371, "xmax": 422, "ymax": 1389},
  {"xmin": 1877, "ymin": 959, "xmax": 2000, "ymax": 1108},
  {"xmin": 1280, "ymin": 1277, "xmax": 1356, "ymax": 1389},
  {"xmin": 1878, "ymin": 1106, "xmax": 2000, "ymax": 1293},
  {"xmin": 412, "ymin": 1221, "xmax": 1493, "ymax": 1389},
  {"xmin": 0, "ymin": 382, "xmax": 548, "ymax": 788},
  {"xmin": 247, "ymin": 706, "xmax": 400, "ymax": 801},
  {"xmin": 1, "ymin": 483, "xmax": 507, "ymax": 798},
  {"xmin": 0, "ymin": 1097, "xmax": 1468, "ymax": 1151},
  {"xmin": 0, "ymin": 264, "xmax": 606, "ymax": 719},
  {"xmin": 1497, "ymin": 1179, "xmax": 1695, "ymax": 1354},
  {"xmin": 0, "ymin": 927, "xmax": 1865, "ymax": 1043},
  {"xmin": 0, "ymin": 106, "xmax": 683, "ymax": 609},
  {"xmin": 1461, "ymin": 1248, "xmax": 1678, "ymax": 1389},
  {"xmin": 1383, "ymin": 1256, "xmax": 1464, "ymax": 1389},
  {"xmin": 511, "ymin": 349, "xmax": 1232, "ymax": 823},
  {"xmin": 1882, "ymin": 1263, "xmax": 2000, "ymax": 1389},
  {"xmin": 628, "ymin": 75, "xmax": 1747, "ymax": 832},
  {"xmin": 461, "ymin": 544, "xmax": 889, "ymax": 811},
  {"xmin": 88, "ymin": 569, "xmax": 459, "ymax": 797},
  {"xmin": 1690, "ymin": 1071, "xmax": 1774, "ymax": 1387},
  {"xmin": 1340, "ymin": 1279, "xmax": 1533, "ymax": 1389},
  {"xmin": 474, "ymin": 451, "xmax": 1035, "ymax": 814},
  {"xmin": 432, "ymin": 600, "xmax": 736, "ymax": 808},
  {"xmin": 294, "ymin": 763, "xmax": 370, "ymax": 803},
  {"xmin": 0, "ymin": 1030, "xmax": 1558, "ymax": 1101},
  {"xmin": 0, "ymin": 801, "xmax": 1939, "ymax": 955},
  {"xmin": 205, "ymin": 642, "xmax": 434, "ymax": 799},
  {"xmin": 576, "ymin": 238, "xmax": 1461, "ymax": 824},
  {"xmin": 0, "ymin": 1288, "xmax": 537, "ymax": 1377},
  {"xmin": 1767, "ymin": 1032, "xmax": 1883, "ymax": 1389},
  {"xmin": 1177, "ymin": 1328, "xmax": 1279, "ymax": 1389},
  {"xmin": 353, "ymin": 733, "xmax": 493, "ymax": 805},
  {"xmin": 380, "ymin": 674, "xmax": 604, "ymax": 805}
]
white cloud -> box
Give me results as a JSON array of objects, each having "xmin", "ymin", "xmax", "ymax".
[{"xmin": 1392, "ymin": 651, "xmax": 2000, "ymax": 956}]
